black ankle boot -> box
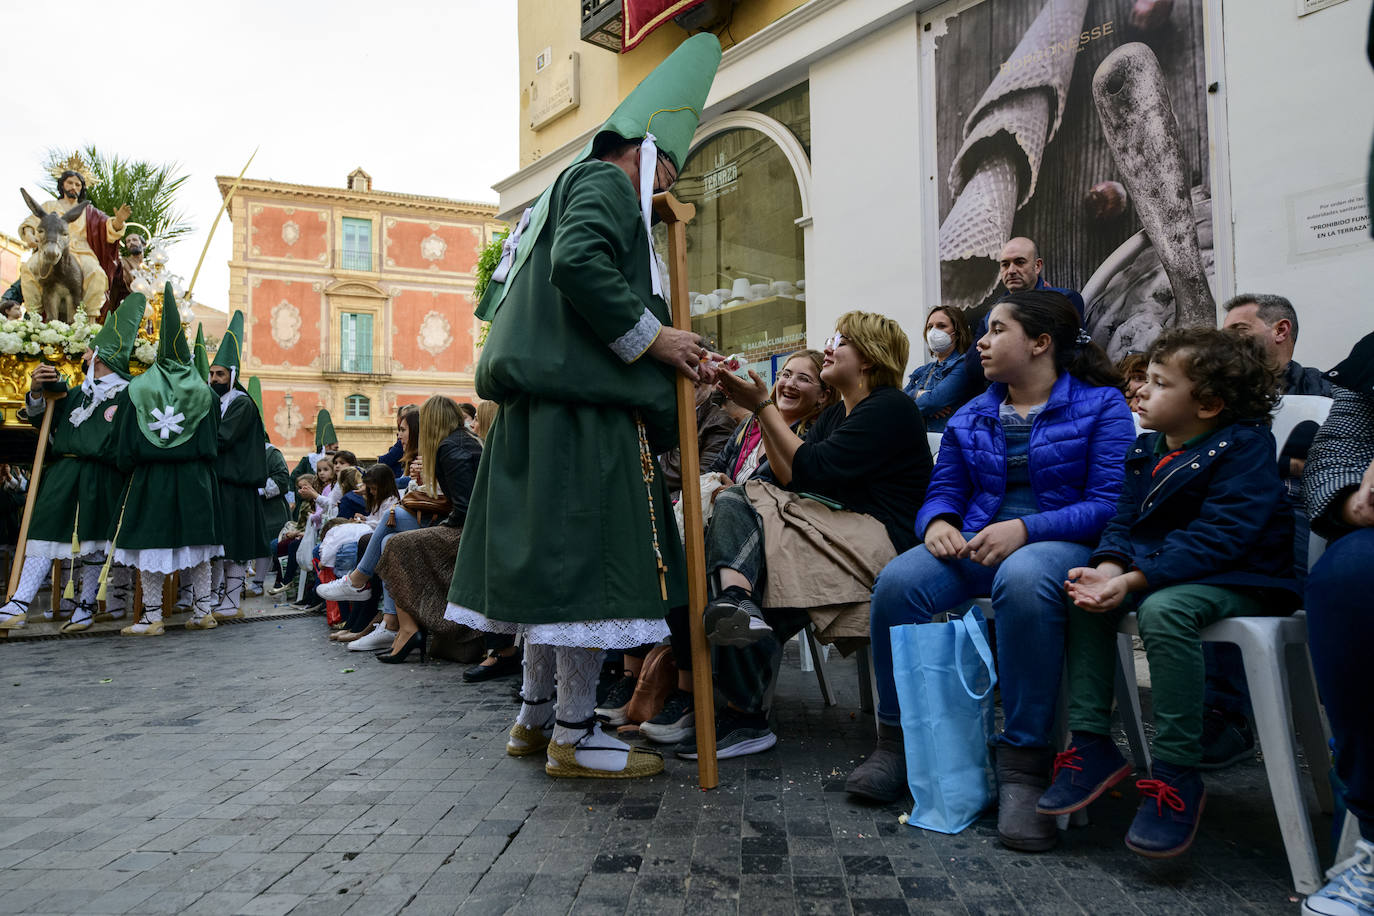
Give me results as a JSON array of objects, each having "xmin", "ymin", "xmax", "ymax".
[{"xmin": 845, "ymin": 723, "xmax": 908, "ymax": 803}]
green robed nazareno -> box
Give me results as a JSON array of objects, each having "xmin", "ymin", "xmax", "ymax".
[{"xmin": 443, "ymin": 34, "xmax": 722, "ymax": 780}]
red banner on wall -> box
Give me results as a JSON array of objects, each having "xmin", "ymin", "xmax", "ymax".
[{"xmin": 622, "ymin": 0, "xmax": 709, "ymax": 51}]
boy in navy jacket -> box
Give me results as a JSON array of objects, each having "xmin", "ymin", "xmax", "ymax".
[{"xmin": 1037, "ymin": 328, "xmax": 1299, "ymax": 858}]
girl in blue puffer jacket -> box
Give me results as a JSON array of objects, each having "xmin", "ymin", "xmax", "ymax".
[{"xmin": 846, "ymin": 290, "xmax": 1136, "ymax": 850}]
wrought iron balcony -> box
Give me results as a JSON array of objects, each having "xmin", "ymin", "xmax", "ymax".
[
  {"xmin": 336, "ymin": 248, "xmax": 374, "ymax": 272},
  {"xmin": 580, "ymin": 0, "xmax": 623, "ymax": 51},
  {"xmin": 322, "ymin": 352, "xmax": 390, "ymax": 379}
]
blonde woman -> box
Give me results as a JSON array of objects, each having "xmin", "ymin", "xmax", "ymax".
[
  {"xmin": 370, "ymin": 396, "xmax": 486, "ymax": 662},
  {"xmin": 643, "ymin": 312, "xmax": 933, "ymax": 757}
]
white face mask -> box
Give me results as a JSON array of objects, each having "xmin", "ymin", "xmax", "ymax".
[{"xmin": 926, "ymin": 328, "xmax": 954, "ymax": 354}]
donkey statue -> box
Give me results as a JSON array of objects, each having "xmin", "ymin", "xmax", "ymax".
[{"xmin": 19, "ymin": 187, "xmax": 85, "ymax": 323}]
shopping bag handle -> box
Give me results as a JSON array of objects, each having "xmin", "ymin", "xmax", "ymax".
[{"xmin": 953, "ymin": 609, "xmax": 997, "ymax": 701}]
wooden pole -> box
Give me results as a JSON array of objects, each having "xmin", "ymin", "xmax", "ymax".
[
  {"xmin": 652, "ymin": 191, "xmax": 717, "ymax": 790},
  {"xmin": 8, "ymin": 392, "xmax": 64, "ymax": 602}
]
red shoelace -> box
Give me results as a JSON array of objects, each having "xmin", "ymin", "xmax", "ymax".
[
  {"xmin": 1052, "ymin": 747, "xmax": 1083, "ymax": 781},
  {"xmin": 1136, "ymin": 779, "xmax": 1186, "ymax": 815}
]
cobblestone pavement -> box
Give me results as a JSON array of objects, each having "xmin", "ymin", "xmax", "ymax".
[{"xmin": 0, "ymin": 607, "xmax": 1326, "ymax": 915}]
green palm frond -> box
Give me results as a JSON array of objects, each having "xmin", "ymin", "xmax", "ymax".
[{"xmin": 41, "ymin": 145, "xmax": 194, "ymax": 246}]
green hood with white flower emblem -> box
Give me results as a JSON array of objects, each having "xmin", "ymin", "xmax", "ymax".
[{"xmin": 126, "ymin": 283, "xmax": 214, "ymax": 449}]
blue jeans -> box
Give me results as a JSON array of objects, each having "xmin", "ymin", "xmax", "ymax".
[
  {"xmin": 356, "ymin": 507, "xmax": 420, "ymax": 577},
  {"xmin": 870, "ymin": 537, "xmax": 1090, "ymax": 747},
  {"xmin": 1307, "ymin": 527, "xmax": 1374, "ymax": 840}
]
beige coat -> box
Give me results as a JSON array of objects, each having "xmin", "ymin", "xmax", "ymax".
[{"xmin": 743, "ymin": 479, "xmax": 896, "ymax": 647}]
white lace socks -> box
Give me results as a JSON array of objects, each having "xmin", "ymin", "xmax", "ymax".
[
  {"xmin": 103, "ymin": 566, "xmax": 130, "ymax": 618},
  {"xmin": 10, "ymin": 556, "xmax": 48, "ymax": 607},
  {"xmin": 137, "ymin": 570, "xmax": 164, "ymax": 623},
  {"xmin": 215, "ymin": 561, "xmax": 246, "ymax": 616},
  {"xmin": 187, "ymin": 562, "xmax": 214, "ymax": 620},
  {"xmin": 516, "ymin": 642, "xmax": 556, "ymax": 730},
  {"xmin": 552, "ymin": 646, "xmax": 606, "ymax": 746}
]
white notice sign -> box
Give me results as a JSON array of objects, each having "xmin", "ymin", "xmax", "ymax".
[{"xmin": 1288, "ymin": 180, "xmax": 1371, "ymax": 259}]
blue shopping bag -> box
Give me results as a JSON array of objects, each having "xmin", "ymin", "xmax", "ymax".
[{"xmin": 891, "ymin": 607, "xmax": 997, "ymax": 834}]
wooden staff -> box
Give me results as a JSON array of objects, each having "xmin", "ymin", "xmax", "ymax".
[
  {"xmin": 8, "ymin": 391, "xmax": 65, "ymax": 602},
  {"xmin": 652, "ymin": 191, "xmax": 717, "ymax": 790}
]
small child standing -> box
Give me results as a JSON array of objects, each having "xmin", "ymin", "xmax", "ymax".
[{"xmin": 1038, "ymin": 327, "xmax": 1299, "ymax": 858}]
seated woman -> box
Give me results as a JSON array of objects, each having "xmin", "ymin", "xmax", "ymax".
[
  {"xmin": 595, "ymin": 349, "xmax": 833, "ymax": 727},
  {"xmin": 643, "ymin": 313, "xmax": 932, "ymax": 759},
  {"xmin": 378, "ymin": 404, "xmax": 419, "ymax": 478},
  {"xmin": 903, "ymin": 306, "xmax": 980, "ymax": 432},
  {"xmin": 847, "ymin": 290, "xmax": 1135, "ymax": 853},
  {"xmin": 369, "ymin": 396, "xmax": 484, "ymax": 662}
]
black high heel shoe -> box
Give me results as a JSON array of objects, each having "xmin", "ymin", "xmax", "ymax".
[{"xmin": 376, "ymin": 631, "xmax": 426, "ymax": 664}]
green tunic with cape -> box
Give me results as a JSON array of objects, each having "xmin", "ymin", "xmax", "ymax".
[
  {"xmin": 447, "ymin": 160, "xmax": 687, "ymax": 625},
  {"xmin": 25, "ymin": 382, "xmax": 129, "ymax": 547},
  {"xmin": 216, "ymin": 395, "xmax": 270, "ymax": 562}
]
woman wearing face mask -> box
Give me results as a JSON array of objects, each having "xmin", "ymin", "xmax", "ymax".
[{"xmin": 903, "ymin": 306, "xmax": 980, "ymax": 433}]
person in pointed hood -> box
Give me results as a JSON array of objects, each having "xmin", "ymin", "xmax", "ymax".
[
  {"xmin": 244, "ymin": 376, "xmax": 291, "ymax": 597},
  {"xmin": 290, "ymin": 409, "xmax": 338, "ymax": 487},
  {"xmin": 444, "ymin": 34, "xmax": 721, "ymax": 780},
  {"xmin": 193, "ymin": 323, "xmax": 210, "ymax": 382},
  {"xmin": 109, "ymin": 283, "xmax": 223, "ymax": 635},
  {"xmin": 0, "ymin": 292, "xmax": 143, "ymax": 631},
  {"xmin": 206, "ymin": 310, "xmax": 269, "ymax": 621}
]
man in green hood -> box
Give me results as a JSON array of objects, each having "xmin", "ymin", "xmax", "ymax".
[
  {"xmin": 112, "ymin": 284, "xmax": 222, "ymax": 636},
  {"xmin": 444, "ymin": 34, "xmax": 721, "ymax": 780},
  {"xmin": 207, "ymin": 311, "xmax": 269, "ymax": 620},
  {"xmin": 0, "ymin": 292, "xmax": 143, "ymax": 631}
]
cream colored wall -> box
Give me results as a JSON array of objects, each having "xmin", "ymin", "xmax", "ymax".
[{"xmin": 517, "ymin": 0, "xmax": 807, "ymax": 169}]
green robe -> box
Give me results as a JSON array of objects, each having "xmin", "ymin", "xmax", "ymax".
[
  {"xmin": 26, "ymin": 383, "xmax": 130, "ymax": 547},
  {"xmin": 262, "ymin": 445, "xmax": 291, "ymax": 541},
  {"xmin": 289, "ymin": 454, "xmax": 318, "ymax": 487},
  {"xmin": 216, "ymin": 393, "xmax": 269, "ymax": 561},
  {"xmin": 113, "ymin": 398, "xmax": 220, "ymax": 551},
  {"xmin": 449, "ymin": 160, "xmax": 686, "ymax": 625}
]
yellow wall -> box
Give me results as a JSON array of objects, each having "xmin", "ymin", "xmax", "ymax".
[{"xmin": 517, "ymin": 0, "xmax": 806, "ymax": 167}]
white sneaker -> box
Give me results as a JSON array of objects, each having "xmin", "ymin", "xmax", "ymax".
[
  {"xmin": 317, "ymin": 577, "xmax": 373, "ymax": 602},
  {"xmin": 244, "ymin": 583, "xmax": 264, "ymax": 598},
  {"xmin": 1305, "ymin": 838, "xmax": 1374, "ymax": 916},
  {"xmin": 348, "ymin": 624, "xmax": 395, "ymax": 652}
]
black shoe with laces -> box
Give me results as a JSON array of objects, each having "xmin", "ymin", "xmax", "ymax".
[
  {"xmin": 674, "ymin": 706, "xmax": 776, "ymax": 760},
  {"xmin": 640, "ymin": 689, "xmax": 694, "ymax": 744},
  {"xmin": 594, "ymin": 675, "xmax": 638, "ymax": 726},
  {"xmin": 703, "ymin": 586, "xmax": 771, "ymax": 647}
]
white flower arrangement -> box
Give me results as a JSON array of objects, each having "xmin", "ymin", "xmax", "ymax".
[
  {"xmin": 133, "ymin": 341, "xmax": 157, "ymax": 365},
  {"xmin": 0, "ymin": 313, "xmax": 101, "ymax": 360}
]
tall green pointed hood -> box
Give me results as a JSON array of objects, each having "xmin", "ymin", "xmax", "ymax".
[
  {"xmin": 587, "ymin": 32, "xmax": 721, "ymax": 172},
  {"xmin": 247, "ymin": 376, "xmax": 264, "ymax": 415},
  {"xmin": 88, "ymin": 292, "xmax": 146, "ymax": 380},
  {"xmin": 126, "ymin": 282, "xmax": 213, "ymax": 449},
  {"xmin": 193, "ymin": 323, "xmax": 209, "ymax": 382},
  {"xmin": 211, "ymin": 310, "xmax": 245, "ymax": 389},
  {"xmin": 314, "ymin": 409, "xmax": 337, "ymax": 451},
  {"xmin": 477, "ymin": 33, "xmax": 721, "ymax": 321}
]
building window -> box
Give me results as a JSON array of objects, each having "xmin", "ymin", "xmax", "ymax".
[
  {"xmin": 341, "ymin": 217, "xmax": 372, "ymax": 271},
  {"xmin": 670, "ymin": 126, "xmax": 806, "ymax": 384},
  {"xmin": 345, "ymin": 394, "xmax": 370, "ymax": 421},
  {"xmin": 340, "ymin": 312, "xmax": 374, "ymax": 374}
]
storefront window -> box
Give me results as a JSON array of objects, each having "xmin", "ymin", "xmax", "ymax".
[{"xmin": 664, "ymin": 126, "xmax": 806, "ymax": 383}]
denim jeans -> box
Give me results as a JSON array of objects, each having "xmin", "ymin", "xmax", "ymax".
[
  {"xmin": 869, "ymin": 537, "xmax": 1091, "ymax": 747},
  {"xmin": 1307, "ymin": 527, "xmax": 1374, "ymax": 840},
  {"xmin": 352, "ymin": 508, "xmax": 421, "ymax": 615}
]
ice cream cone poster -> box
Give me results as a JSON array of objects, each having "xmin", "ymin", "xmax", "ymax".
[{"xmin": 928, "ymin": 0, "xmax": 1215, "ymax": 359}]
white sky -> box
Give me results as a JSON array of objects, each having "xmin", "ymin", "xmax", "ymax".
[{"xmin": 1, "ymin": 0, "xmax": 519, "ymax": 313}]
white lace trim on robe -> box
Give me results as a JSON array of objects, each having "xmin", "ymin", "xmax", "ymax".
[
  {"xmin": 444, "ymin": 602, "xmax": 668, "ymax": 649},
  {"xmin": 113, "ymin": 545, "xmax": 221, "ymax": 575}
]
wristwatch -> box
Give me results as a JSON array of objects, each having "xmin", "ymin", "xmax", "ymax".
[{"xmin": 753, "ymin": 397, "xmax": 775, "ymax": 416}]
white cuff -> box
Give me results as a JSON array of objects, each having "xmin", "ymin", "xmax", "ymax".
[{"xmin": 609, "ymin": 308, "xmax": 662, "ymax": 363}]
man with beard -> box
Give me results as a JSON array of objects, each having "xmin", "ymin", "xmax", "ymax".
[
  {"xmin": 207, "ymin": 311, "xmax": 269, "ymax": 620},
  {"xmin": 18, "ymin": 160, "xmax": 130, "ymax": 321}
]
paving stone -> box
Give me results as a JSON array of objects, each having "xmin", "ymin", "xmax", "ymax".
[{"xmin": 0, "ymin": 614, "xmax": 1310, "ymax": 915}]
